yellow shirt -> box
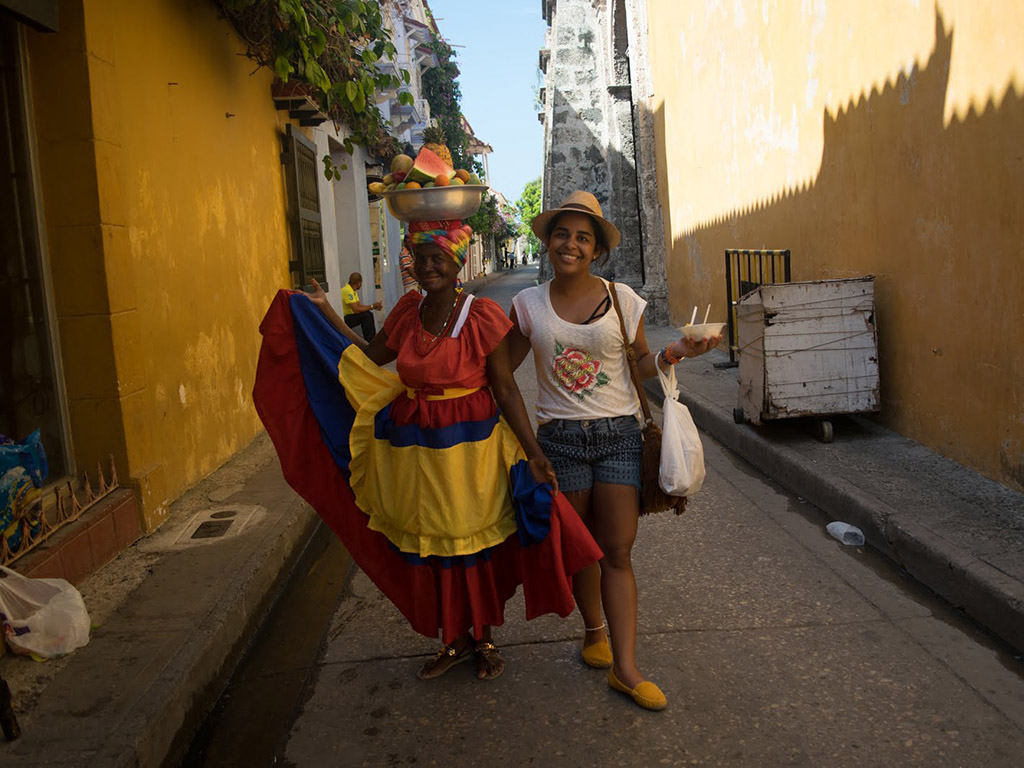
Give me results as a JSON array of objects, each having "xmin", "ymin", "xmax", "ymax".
[{"xmin": 341, "ymin": 283, "xmax": 359, "ymax": 316}]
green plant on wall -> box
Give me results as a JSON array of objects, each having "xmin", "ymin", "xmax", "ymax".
[
  {"xmin": 218, "ymin": 0, "xmax": 414, "ymax": 167},
  {"xmin": 420, "ymin": 36, "xmax": 483, "ymax": 178}
]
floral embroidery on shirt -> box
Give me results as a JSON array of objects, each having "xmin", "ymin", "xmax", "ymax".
[{"xmin": 553, "ymin": 341, "xmax": 610, "ymax": 401}]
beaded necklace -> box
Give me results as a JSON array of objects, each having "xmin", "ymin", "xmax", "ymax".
[{"xmin": 418, "ymin": 292, "xmax": 461, "ymax": 351}]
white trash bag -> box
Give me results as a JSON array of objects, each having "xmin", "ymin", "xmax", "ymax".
[
  {"xmin": 0, "ymin": 565, "xmax": 90, "ymax": 659},
  {"xmin": 655, "ymin": 364, "xmax": 706, "ymax": 497}
]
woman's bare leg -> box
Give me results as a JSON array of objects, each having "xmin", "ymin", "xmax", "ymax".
[
  {"xmin": 565, "ymin": 489, "xmax": 608, "ymax": 648},
  {"xmin": 591, "ymin": 482, "xmax": 643, "ymax": 688}
]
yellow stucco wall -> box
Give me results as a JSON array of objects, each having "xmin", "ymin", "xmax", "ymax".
[
  {"xmin": 647, "ymin": 0, "xmax": 1024, "ymax": 491},
  {"xmin": 27, "ymin": 0, "xmax": 295, "ymax": 529}
]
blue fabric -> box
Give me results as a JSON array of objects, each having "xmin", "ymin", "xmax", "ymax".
[
  {"xmin": 0, "ymin": 429, "xmax": 48, "ymax": 485},
  {"xmin": 289, "ymin": 294, "xmax": 358, "ymax": 475},
  {"xmin": 390, "ymin": 541, "xmax": 496, "ymax": 567},
  {"xmin": 509, "ymin": 460, "xmax": 553, "ymax": 546},
  {"xmin": 373, "ymin": 410, "xmax": 501, "ymax": 449}
]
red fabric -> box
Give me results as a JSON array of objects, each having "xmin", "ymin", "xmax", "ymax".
[
  {"xmin": 388, "ymin": 388, "xmax": 497, "ymax": 430},
  {"xmin": 384, "ymin": 293, "xmax": 513, "ymax": 390},
  {"xmin": 254, "ymin": 291, "xmax": 602, "ymax": 644}
]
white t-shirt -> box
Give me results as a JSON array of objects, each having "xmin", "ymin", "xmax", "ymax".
[{"xmin": 512, "ymin": 279, "xmax": 647, "ymax": 423}]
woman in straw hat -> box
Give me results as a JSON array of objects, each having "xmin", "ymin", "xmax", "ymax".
[
  {"xmin": 509, "ymin": 191, "xmax": 721, "ymax": 710},
  {"xmin": 254, "ymin": 218, "xmax": 601, "ymax": 681}
]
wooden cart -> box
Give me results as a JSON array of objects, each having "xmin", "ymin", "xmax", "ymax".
[{"xmin": 733, "ymin": 277, "xmax": 879, "ymax": 442}]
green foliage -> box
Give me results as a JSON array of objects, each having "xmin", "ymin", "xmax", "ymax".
[
  {"xmin": 515, "ymin": 177, "xmax": 543, "ymax": 253},
  {"xmin": 420, "ymin": 36, "xmax": 483, "ymax": 178},
  {"xmin": 466, "ymin": 193, "xmax": 516, "ymax": 252},
  {"xmin": 217, "ymin": 0, "xmax": 407, "ymax": 160}
]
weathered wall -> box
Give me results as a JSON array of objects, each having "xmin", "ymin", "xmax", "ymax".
[
  {"xmin": 648, "ymin": 0, "xmax": 1024, "ymax": 490},
  {"xmin": 540, "ymin": 0, "xmax": 644, "ymax": 293},
  {"xmin": 27, "ymin": 0, "xmax": 294, "ymax": 529}
]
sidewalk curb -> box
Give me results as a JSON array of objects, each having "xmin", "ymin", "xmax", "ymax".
[
  {"xmin": 2, "ymin": 481, "xmax": 319, "ymax": 767},
  {"xmin": 645, "ymin": 380, "xmax": 1024, "ymax": 653}
]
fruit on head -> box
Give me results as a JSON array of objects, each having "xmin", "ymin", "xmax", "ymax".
[
  {"xmin": 393, "ymin": 171, "xmax": 407, "ymax": 182},
  {"xmin": 422, "ymin": 125, "xmax": 454, "ymax": 168},
  {"xmin": 434, "ymin": 174, "xmax": 450, "ymax": 187},
  {"xmin": 407, "ymin": 147, "xmax": 456, "ymax": 185},
  {"xmin": 450, "ymin": 177, "xmax": 464, "ymax": 186},
  {"xmin": 383, "ymin": 173, "xmax": 394, "ymax": 185},
  {"xmin": 391, "ymin": 154, "xmax": 414, "ymax": 175},
  {"xmin": 367, "ymin": 182, "xmax": 386, "ymax": 195},
  {"xmin": 454, "ymin": 169, "xmax": 471, "ymax": 182},
  {"xmin": 404, "ymin": 181, "xmax": 421, "ymax": 189}
]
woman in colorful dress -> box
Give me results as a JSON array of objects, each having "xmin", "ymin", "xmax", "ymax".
[
  {"xmin": 254, "ymin": 218, "xmax": 601, "ymax": 680},
  {"xmin": 509, "ymin": 191, "xmax": 721, "ymax": 709}
]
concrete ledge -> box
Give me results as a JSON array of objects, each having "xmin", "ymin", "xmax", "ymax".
[
  {"xmin": 645, "ymin": 379, "xmax": 1024, "ymax": 654},
  {"xmin": 1, "ymin": 453, "xmax": 318, "ymax": 767}
]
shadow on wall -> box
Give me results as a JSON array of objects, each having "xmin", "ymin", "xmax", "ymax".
[{"xmin": 655, "ymin": 10, "xmax": 1024, "ymax": 490}]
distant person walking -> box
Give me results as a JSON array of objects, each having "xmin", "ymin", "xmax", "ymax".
[
  {"xmin": 340, "ymin": 272, "xmax": 382, "ymax": 341},
  {"xmin": 399, "ymin": 246, "xmax": 419, "ymax": 294},
  {"xmin": 508, "ymin": 191, "xmax": 721, "ymax": 711}
]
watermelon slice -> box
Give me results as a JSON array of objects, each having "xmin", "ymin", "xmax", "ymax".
[{"xmin": 407, "ymin": 147, "xmax": 456, "ymax": 184}]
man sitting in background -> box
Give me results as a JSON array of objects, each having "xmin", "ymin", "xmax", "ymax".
[{"xmin": 340, "ymin": 272, "xmax": 382, "ymax": 341}]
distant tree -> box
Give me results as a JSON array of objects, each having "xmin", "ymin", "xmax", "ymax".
[{"xmin": 515, "ymin": 178, "xmax": 542, "ymax": 254}]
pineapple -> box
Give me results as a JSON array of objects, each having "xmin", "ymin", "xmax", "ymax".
[{"xmin": 422, "ymin": 125, "xmax": 453, "ymax": 168}]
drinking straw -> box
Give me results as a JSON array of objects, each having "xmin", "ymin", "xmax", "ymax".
[
  {"xmin": 702, "ymin": 304, "xmax": 711, "ymax": 324},
  {"xmin": 689, "ymin": 306, "xmax": 697, "ymax": 326}
]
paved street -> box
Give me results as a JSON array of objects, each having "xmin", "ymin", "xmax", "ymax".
[{"xmin": 195, "ymin": 268, "xmax": 1024, "ymax": 767}]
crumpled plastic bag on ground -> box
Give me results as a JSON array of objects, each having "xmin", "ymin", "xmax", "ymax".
[{"xmin": 0, "ymin": 565, "xmax": 90, "ymax": 659}]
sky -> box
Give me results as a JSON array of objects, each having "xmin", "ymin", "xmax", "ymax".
[{"xmin": 425, "ymin": 0, "xmax": 547, "ymax": 205}]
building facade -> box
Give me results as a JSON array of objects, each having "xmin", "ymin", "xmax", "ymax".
[
  {"xmin": 646, "ymin": 1, "xmax": 1024, "ymax": 492},
  {"xmin": 538, "ymin": 0, "xmax": 668, "ymax": 322},
  {"xmin": 0, "ymin": 0, "xmax": 449, "ymax": 579}
]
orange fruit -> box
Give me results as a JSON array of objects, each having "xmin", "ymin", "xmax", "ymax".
[
  {"xmin": 404, "ymin": 181, "xmax": 421, "ymax": 189},
  {"xmin": 434, "ymin": 174, "xmax": 451, "ymax": 187}
]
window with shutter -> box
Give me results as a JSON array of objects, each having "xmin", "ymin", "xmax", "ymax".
[{"xmin": 281, "ymin": 123, "xmax": 327, "ymax": 292}]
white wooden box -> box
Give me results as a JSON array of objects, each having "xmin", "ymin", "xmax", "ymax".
[{"xmin": 736, "ymin": 277, "xmax": 879, "ymax": 426}]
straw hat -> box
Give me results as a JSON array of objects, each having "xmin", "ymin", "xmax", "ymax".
[{"xmin": 531, "ymin": 190, "xmax": 621, "ymax": 252}]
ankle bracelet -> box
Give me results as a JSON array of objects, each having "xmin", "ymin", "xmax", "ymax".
[{"xmin": 584, "ymin": 623, "xmax": 606, "ymax": 632}]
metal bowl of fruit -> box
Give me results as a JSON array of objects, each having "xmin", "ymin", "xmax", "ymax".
[{"xmin": 382, "ymin": 185, "xmax": 489, "ymax": 222}]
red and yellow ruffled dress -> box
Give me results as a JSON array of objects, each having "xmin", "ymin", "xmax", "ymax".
[{"xmin": 254, "ymin": 290, "xmax": 601, "ymax": 643}]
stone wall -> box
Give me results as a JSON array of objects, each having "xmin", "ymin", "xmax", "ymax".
[{"xmin": 540, "ymin": 0, "xmax": 668, "ymax": 322}]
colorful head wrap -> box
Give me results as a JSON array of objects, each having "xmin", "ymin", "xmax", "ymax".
[{"xmin": 404, "ymin": 219, "xmax": 473, "ymax": 268}]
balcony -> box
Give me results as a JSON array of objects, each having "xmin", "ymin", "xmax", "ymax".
[
  {"xmin": 403, "ymin": 15, "xmax": 432, "ymax": 46},
  {"xmin": 539, "ymin": 48, "xmax": 550, "ymax": 74}
]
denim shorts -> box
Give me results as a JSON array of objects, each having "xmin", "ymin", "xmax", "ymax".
[{"xmin": 536, "ymin": 416, "xmax": 643, "ymax": 493}]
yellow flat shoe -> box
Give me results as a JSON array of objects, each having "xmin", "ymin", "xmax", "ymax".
[
  {"xmin": 607, "ymin": 670, "xmax": 667, "ymax": 711},
  {"xmin": 581, "ymin": 639, "xmax": 613, "ymax": 669}
]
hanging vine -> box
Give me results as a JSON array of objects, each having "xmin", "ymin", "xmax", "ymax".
[
  {"xmin": 420, "ymin": 36, "xmax": 485, "ymax": 176},
  {"xmin": 216, "ymin": 0, "xmax": 413, "ymax": 160}
]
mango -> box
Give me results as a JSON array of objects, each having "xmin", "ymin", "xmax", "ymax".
[{"xmin": 391, "ymin": 154, "xmax": 414, "ymax": 175}]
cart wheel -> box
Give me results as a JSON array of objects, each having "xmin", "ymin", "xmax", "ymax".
[
  {"xmin": 816, "ymin": 419, "xmax": 834, "ymax": 443},
  {"xmin": 733, "ymin": 407, "xmax": 745, "ymax": 424}
]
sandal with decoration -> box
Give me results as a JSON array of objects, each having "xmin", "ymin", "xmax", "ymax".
[
  {"xmin": 418, "ymin": 638, "xmax": 472, "ymax": 680},
  {"xmin": 474, "ymin": 641, "xmax": 505, "ymax": 680}
]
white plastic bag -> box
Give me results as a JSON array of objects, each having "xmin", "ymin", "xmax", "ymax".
[
  {"xmin": 0, "ymin": 565, "xmax": 90, "ymax": 659},
  {"xmin": 656, "ymin": 364, "xmax": 706, "ymax": 497}
]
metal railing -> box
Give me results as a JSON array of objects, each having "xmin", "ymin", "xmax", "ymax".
[
  {"xmin": 719, "ymin": 249, "xmax": 792, "ymax": 367},
  {"xmin": 1, "ymin": 456, "xmax": 119, "ymax": 566}
]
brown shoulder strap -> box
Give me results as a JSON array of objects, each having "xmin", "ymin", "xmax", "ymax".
[{"xmin": 608, "ymin": 281, "xmax": 654, "ymax": 426}]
